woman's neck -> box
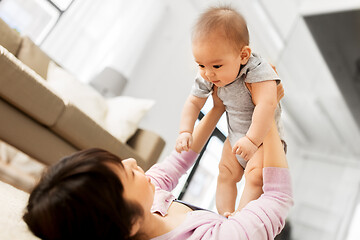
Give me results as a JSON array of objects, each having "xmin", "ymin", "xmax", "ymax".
[
  {"xmin": 142, "ymin": 212, "xmax": 173, "ymax": 238},
  {"xmin": 143, "ymin": 205, "xmax": 191, "ymax": 238}
]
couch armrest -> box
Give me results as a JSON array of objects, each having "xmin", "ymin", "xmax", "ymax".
[
  {"xmin": 127, "ymin": 129, "xmax": 165, "ymax": 170},
  {"xmin": 51, "ymin": 103, "xmax": 152, "ymax": 170}
]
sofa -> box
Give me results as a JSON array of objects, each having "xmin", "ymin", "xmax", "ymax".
[{"xmin": 0, "ymin": 17, "xmax": 165, "ymax": 190}]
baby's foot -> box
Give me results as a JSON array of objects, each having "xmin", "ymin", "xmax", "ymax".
[
  {"xmin": 223, "ymin": 211, "xmax": 238, "ymax": 218},
  {"xmin": 223, "ymin": 212, "xmax": 232, "ymax": 218}
]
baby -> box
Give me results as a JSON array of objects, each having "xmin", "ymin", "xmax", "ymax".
[{"xmin": 176, "ymin": 6, "xmax": 284, "ymax": 216}]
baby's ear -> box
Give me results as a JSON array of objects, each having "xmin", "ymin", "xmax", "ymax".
[{"xmin": 240, "ymin": 46, "xmax": 251, "ymax": 65}]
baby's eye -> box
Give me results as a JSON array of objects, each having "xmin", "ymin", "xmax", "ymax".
[
  {"xmin": 198, "ymin": 64, "xmax": 205, "ymax": 68},
  {"xmin": 213, "ymin": 65, "xmax": 222, "ymax": 69}
]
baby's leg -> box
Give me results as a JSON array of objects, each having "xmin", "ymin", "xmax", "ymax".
[
  {"xmin": 216, "ymin": 138, "xmax": 244, "ymax": 215},
  {"xmin": 236, "ymin": 145, "xmax": 264, "ymax": 211}
]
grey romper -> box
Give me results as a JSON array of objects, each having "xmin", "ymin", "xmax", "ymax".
[{"xmin": 191, "ymin": 53, "xmax": 284, "ymax": 168}]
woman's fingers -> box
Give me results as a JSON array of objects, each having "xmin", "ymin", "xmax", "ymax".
[
  {"xmin": 270, "ymin": 63, "xmax": 278, "ymax": 74},
  {"xmin": 277, "ymin": 83, "xmax": 284, "ymax": 102}
]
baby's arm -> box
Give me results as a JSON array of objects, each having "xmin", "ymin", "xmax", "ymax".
[
  {"xmin": 147, "ymin": 90, "xmax": 224, "ymax": 191},
  {"xmin": 233, "ymin": 80, "xmax": 278, "ymax": 160},
  {"xmin": 191, "ymin": 87, "xmax": 225, "ymax": 153},
  {"xmin": 176, "ymin": 95, "xmax": 207, "ymax": 153},
  {"xmin": 247, "ymin": 80, "xmax": 278, "ymax": 146}
]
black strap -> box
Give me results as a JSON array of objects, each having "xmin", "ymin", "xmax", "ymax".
[{"xmin": 173, "ymin": 199, "xmax": 211, "ymax": 212}]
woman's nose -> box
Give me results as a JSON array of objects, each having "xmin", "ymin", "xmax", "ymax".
[{"xmin": 123, "ymin": 158, "xmax": 137, "ymax": 168}]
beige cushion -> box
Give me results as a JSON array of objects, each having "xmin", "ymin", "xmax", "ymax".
[
  {"xmin": 0, "ymin": 46, "xmax": 65, "ymax": 126},
  {"xmin": 17, "ymin": 36, "xmax": 51, "ymax": 79},
  {"xmin": 128, "ymin": 129, "xmax": 166, "ymax": 170},
  {"xmin": 0, "ymin": 18, "xmax": 22, "ymax": 56},
  {"xmin": 0, "ymin": 98, "xmax": 77, "ymax": 166},
  {"xmin": 51, "ymin": 103, "xmax": 148, "ymax": 169}
]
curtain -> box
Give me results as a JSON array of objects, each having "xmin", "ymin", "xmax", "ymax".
[{"xmin": 41, "ymin": 0, "xmax": 166, "ymax": 82}]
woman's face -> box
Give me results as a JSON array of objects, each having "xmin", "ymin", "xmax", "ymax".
[{"xmin": 111, "ymin": 158, "xmax": 155, "ymax": 212}]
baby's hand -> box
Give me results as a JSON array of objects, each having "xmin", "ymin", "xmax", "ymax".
[
  {"xmin": 232, "ymin": 136, "xmax": 258, "ymax": 161},
  {"xmin": 175, "ymin": 132, "xmax": 193, "ymax": 153}
]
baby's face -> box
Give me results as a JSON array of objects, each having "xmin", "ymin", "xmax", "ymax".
[{"xmin": 192, "ymin": 34, "xmax": 243, "ymax": 87}]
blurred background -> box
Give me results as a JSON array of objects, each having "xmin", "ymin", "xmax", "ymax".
[{"xmin": 1, "ymin": 0, "xmax": 360, "ymax": 239}]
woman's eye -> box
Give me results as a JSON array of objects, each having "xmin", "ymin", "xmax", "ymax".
[
  {"xmin": 213, "ymin": 65, "xmax": 222, "ymax": 69},
  {"xmin": 198, "ymin": 64, "xmax": 205, "ymax": 68}
]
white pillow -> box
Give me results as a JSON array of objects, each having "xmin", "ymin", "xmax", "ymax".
[
  {"xmin": 105, "ymin": 96, "xmax": 155, "ymax": 142},
  {"xmin": 0, "ymin": 181, "xmax": 39, "ymax": 240},
  {"xmin": 46, "ymin": 61, "xmax": 108, "ymax": 125}
]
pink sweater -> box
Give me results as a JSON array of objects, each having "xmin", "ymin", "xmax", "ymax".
[{"xmin": 146, "ymin": 150, "xmax": 293, "ymax": 240}]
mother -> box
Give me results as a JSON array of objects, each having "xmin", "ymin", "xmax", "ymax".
[{"xmin": 23, "ymin": 86, "xmax": 292, "ymax": 240}]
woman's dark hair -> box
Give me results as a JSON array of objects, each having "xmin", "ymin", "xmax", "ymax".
[{"xmin": 23, "ymin": 148, "xmax": 144, "ymax": 240}]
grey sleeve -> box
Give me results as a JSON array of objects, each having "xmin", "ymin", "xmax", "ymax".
[
  {"xmin": 245, "ymin": 55, "xmax": 281, "ymax": 84},
  {"xmin": 190, "ymin": 73, "xmax": 213, "ymax": 98}
]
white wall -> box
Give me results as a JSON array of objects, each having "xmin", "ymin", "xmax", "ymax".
[
  {"xmin": 286, "ymin": 148, "xmax": 360, "ymax": 240},
  {"xmin": 122, "ymin": 1, "xmax": 199, "ymax": 161}
]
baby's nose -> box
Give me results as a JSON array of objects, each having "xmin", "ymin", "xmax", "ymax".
[{"xmin": 206, "ymin": 70, "xmax": 215, "ymax": 77}]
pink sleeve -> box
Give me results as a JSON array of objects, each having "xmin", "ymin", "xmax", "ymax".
[
  {"xmin": 146, "ymin": 150, "xmax": 199, "ymax": 192},
  {"xmin": 217, "ymin": 167, "xmax": 293, "ymax": 239}
]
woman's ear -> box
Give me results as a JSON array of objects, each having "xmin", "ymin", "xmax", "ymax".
[
  {"xmin": 130, "ymin": 219, "xmax": 141, "ymax": 237},
  {"xmin": 239, "ymin": 46, "xmax": 251, "ymax": 65}
]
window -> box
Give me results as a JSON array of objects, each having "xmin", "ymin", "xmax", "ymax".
[
  {"xmin": 174, "ymin": 97, "xmax": 245, "ymax": 212},
  {"xmin": 178, "ymin": 132, "xmax": 226, "ymax": 212},
  {"xmin": 49, "ymin": 0, "xmax": 73, "ymax": 11},
  {"xmin": 0, "ymin": 0, "xmax": 74, "ymax": 44}
]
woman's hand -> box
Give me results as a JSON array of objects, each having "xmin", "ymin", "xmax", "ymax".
[
  {"xmin": 270, "ymin": 63, "xmax": 284, "ymax": 103},
  {"xmin": 277, "ymin": 83, "xmax": 284, "ymax": 103}
]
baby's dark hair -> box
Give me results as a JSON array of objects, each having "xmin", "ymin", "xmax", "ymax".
[
  {"xmin": 23, "ymin": 148, "xmax": 145, "ymax": 240},
  {"xmin": 192, "ymin": 5, "xmax": 249, "ymax": 52}
]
